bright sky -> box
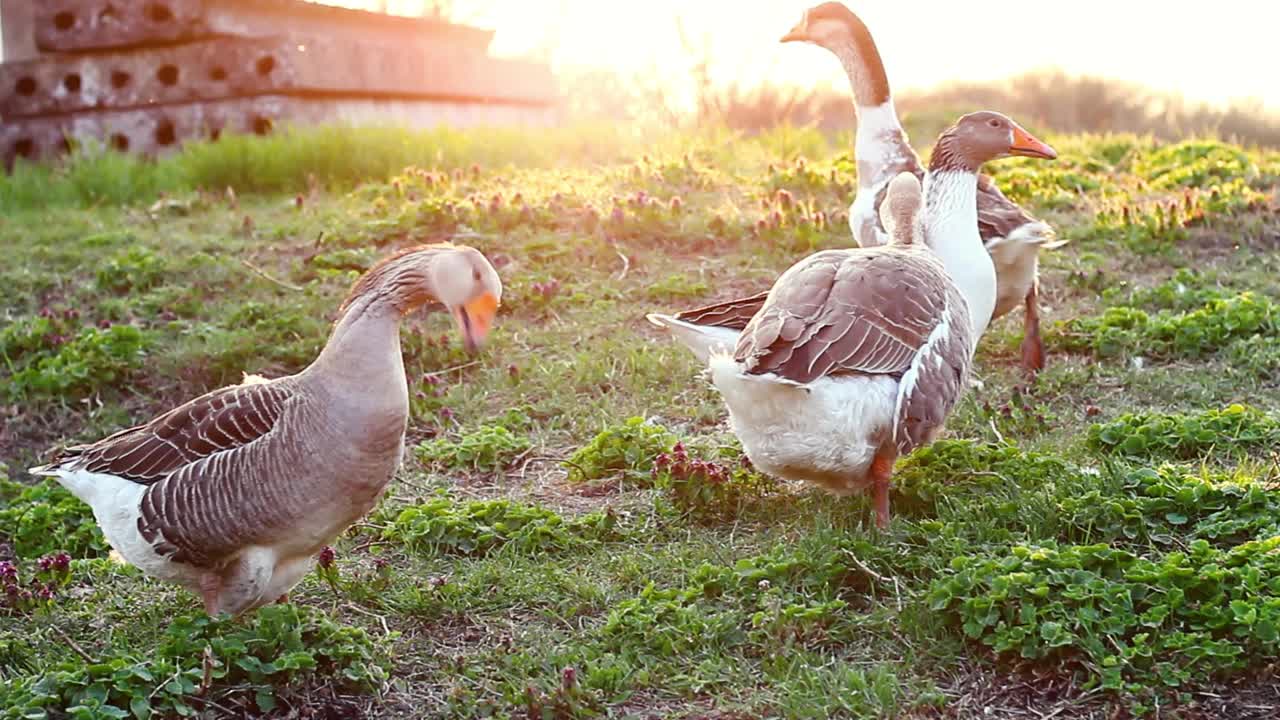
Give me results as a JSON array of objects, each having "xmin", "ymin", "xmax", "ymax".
[
  {"xmin": 346, "ymin": 1, "xmax": 1280, "ymax": 111},
  {"xmin": 1, "ymin": 2, "xmax": 1271, "ymax": 110}
]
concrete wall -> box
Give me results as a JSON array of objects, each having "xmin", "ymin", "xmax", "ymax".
[
  {"xmin": 34, "ymin": 0, "xmax": 494, "ymax": 54},
  {"xmin": 2, "ymin": 94, "xmax": 559, "ymax": 166},
  {"xmin": 0, "ymin": 0, "xmax": 558, "ymax": 166},
  {"xmin": 1, "ymin": 36, "xmax": 556, "ymax": 119},
  {"xmin": 1, "ymin": 0, "xmax": 38, "ymax": 63}
]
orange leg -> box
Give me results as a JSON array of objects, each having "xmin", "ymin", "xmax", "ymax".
[
  {"xmin": 869, "ymin": 444, "xmax": 898, "ymax": 530},
  {"xmin": 1019, "ymin": 285, "xmax": 1046, "ymax": 376},
  {"xmin": 199, "ymin": 572, "xmax": 222, "ymax": 617}
]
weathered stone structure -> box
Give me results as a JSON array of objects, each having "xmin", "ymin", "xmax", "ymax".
[{"xmin": 1, "ymin": 0, "xmax": 558, "ymax": 166}]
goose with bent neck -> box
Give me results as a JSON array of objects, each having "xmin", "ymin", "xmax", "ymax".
[{"xmin": 29, "ymin": 243, "xmax": 502, "ymax": 617}]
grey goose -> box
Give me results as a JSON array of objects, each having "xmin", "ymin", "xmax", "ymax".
[{"xmin": 30, "ymin": 244, "xmax": 502, "ymax": 616}]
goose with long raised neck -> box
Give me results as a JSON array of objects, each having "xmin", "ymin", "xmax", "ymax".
[
  {"xmin": 29, "ymin": 244, "xmax": 502, "ymax": 616},
  {"xmin": 647, "ymin": 112, "xmax": 1055, "ymax": 528},
  {"xmin": 780, "ymin": 1, "xmax": 1065, "ymax": 374}
]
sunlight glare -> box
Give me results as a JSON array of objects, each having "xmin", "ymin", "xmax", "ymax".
[{"xmin": 319, "ymin": 1, "xmax": 1277, "ymax": 110}]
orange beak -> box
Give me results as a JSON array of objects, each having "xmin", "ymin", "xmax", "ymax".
[
  {"xmin": 1009, "ymin": 125, "xmax": 1058, "ymax": 160},
  {"xmin": 780, "ymin": 18, "xmax": 809, "ymax": 43},
  {"xmin": 453, "ymin": 291, "xmax": 498, "ymax": 353}
]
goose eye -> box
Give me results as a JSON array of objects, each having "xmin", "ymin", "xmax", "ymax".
[{"xmin": 987, "ymin": 118, "xmax": 1002, "ymax": 129}]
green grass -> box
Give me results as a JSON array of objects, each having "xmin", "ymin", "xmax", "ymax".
[{"xmin": 1, "ymin": 126, "xmax": 1279, "ymax": 718}]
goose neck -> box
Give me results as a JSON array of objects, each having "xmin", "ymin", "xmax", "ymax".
[
  {"xmin": 924, "ymin": 170, "xmax": 979, "ymax": 242},
  {"xmin": 853, "ymin": 99, "xmax": 911, "ymax": 189},
  {"xmin": 923, "ymin": 170, "xmax": 996, "ymax": 337},
  {"xmin": 310, "ymin": 246, "xmax": 454, "ymax": 383},
  {"xmin": 831, "ymin": 35, "xmax": 911, "ymax": 190},
  {"xmin": 310, "ymin": 295, "xmax": 407, "ymax": 385},
  {"xmin": 829, "ymin": 27, "xmax": 891, "ymax": 109}
]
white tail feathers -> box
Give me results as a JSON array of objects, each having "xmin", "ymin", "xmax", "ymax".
[
  {"xmin": 646, "ymin": 313, "xmax": 740, "ymax": 364},
  {"xmin": 880, "ymin": 172, "xmax": 923, "ymax": 246}
]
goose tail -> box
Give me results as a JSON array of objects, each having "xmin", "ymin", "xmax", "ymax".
[
  {"xmin": 646, "ymin": 313, "xmax": 740, "ymax": 363},
  {"xmin": 27, "ymin": 462, "xmax": 58, "ymax": 477}
]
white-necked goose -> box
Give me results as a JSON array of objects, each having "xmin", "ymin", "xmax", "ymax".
[
  {"xmin": 648, "ymin": 112, "xmax": 1056, "ymax": 527},
  {"xmin": 781, "ymin": 1, "xmax": 1065, "ymax": 374},
  {"xmin": 30, "ymin": 244, "xmax": 502, "ymax": 616}
]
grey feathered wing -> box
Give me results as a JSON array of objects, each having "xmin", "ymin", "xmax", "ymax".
[
  {"xmin": 733, "ymin": 248, "xmax": 974, "ymax": 453},
  {"xmin": 36, "ymin": 380, "xmax": 305, "ymax": 566}
]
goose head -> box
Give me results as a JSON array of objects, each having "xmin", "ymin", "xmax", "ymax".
[
  {"xmin": 338, "ymin": 244, "xmax": 503, "ymax": 353},
  {"xmin": 429, "ymin": 246, "xmax": 503, "ymax": 353},
  {"xmin": 779, "ymin": 3, "xmax": 891, "ymax": 109},
  {"xmin": 780, "ymin": 2, "xmax": 863, "ymax": 49},
  {"xmin": 929, "ymin": 111, "xmax": 1057, "ymax": 173}
]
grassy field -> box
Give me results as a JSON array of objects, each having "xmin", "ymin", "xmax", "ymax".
[{"xmin": 1, "ymin": 123, "xmax": 1279, "ymax": 719}]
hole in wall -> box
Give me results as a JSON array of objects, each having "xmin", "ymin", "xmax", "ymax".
[
  {"xmin": 64, "ymin": 73, "xmax": 82, "ymax": 92},
  {"xmin": 255, "ymin": 56, "xmax": 276, "ymax": 76},
  {"xmin": 13, "ymin": 139, "xmax": 35, "ymax": 158},
  {"xmin": 252, "ymin": 116, "xmax": 273, "ymax": 135},
  {"xmin": 146, "ymin": 3, "xmax": 174, "ymax": 22},
  {"xmin": 156, "ymin": 64, "xmax": 179, "ymax": 86},
  {"xmin": 155, "ymin": 121, "xmax": 176, "ymax": 146},
  {"xmin": 15, "ymin": 77, "xmax": 37, "ymax": 96},
  {"xmin": 110, "ymin": 70, "xmax": 131, "ymax": 89},
  {"xmin": 209, "ymin": 66, "xmax": 227, "ymax": 81},
  {"xmin": 111, "ymin": 133, "xmax": 130, "ymax": 151},
  {"xmin": 53, "ymin": 11, "xmax": 75, "ymax": 30}
]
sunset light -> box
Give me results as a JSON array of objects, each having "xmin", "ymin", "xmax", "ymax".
[{"xmin": 324, "ymin": 0, "xmax": 1279, "ymax": 111}]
